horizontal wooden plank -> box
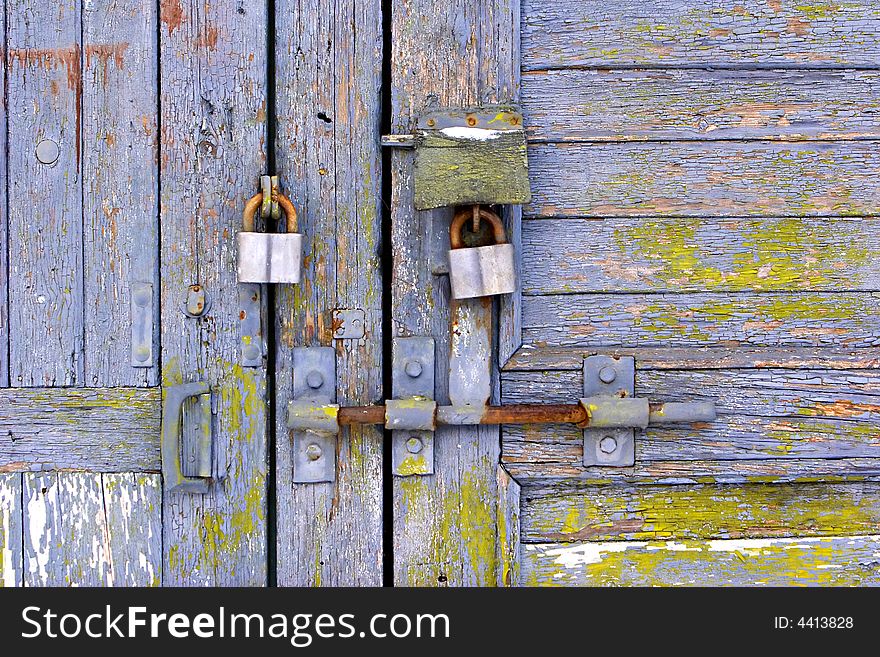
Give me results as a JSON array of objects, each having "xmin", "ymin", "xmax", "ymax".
[
  {"xmin": 0, "ymin": 474, "xmax": 22, "ymax": 586},
  {"xmin": 521, "ymin": 0, "xmax": 880, "ymax": 70},
  {"xmin": 503, "ymin": 368, "xmax": 880, "ymax": 459},
  {"xmin": 505, "ymin": 457, "xmax": 880, "ymax": 487},
  {"xmin": 526, "ymin": 142, "xmax": 880, "ymax": 218},
  {"xmin": 522, "ymin": 535, "xmax": 880, "ymax": 586},
  {"xmin": 504, "ymin": 345, "xmax": 880, "ymax": 371},
  {"xmin": 522, "ymin": 217, "xmax": 880, "ymax": 294},
  {"xmin": 521, "ymin": 482, "xmax": 880, "ymax": 543},
  {"xmin": 523, "ymin": 69, "xmax": 880, "ymax": 142},
  {"xmin": 522, "ymin": 292, "xmax": 880, "ymax": 348},
  {"xmin": 0, "ymin": 388, "xmax": 160, "ymax": 472}
]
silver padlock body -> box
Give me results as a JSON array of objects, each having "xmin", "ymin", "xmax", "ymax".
[
  {"xmin": 237, "ymin": 232, "xmax": 303, "ymax": 283},
  {"xmin": 448, "ymin": 243, "xmax": 516, "ymax": 299}
]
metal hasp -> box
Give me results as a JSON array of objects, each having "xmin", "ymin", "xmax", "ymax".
[
  {"xmin": 237, "ymin": 187, "xmax": 303, "ymax": 284},
  {"xmin": 412, "ymin": 106, "xmax": 531, "ymax": 210},
  {"xmin": 581, "ymin": 355, "xmax": 718, "ymax": 466},
  {"xmin": 161, "ymin": 382, "xmax": 213, "ymax": 494},
  {"xmin": 288, "ymin": 347, "xmax": 338, "ymax": 483},
  {"xmin": 390, "ymin": 337, "xmax": 436, "ymax": 476},
  {"xmin": 448, "ymin": 207, "xmax": 517, "ymax": 299}
]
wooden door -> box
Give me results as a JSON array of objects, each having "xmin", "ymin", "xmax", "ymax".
[{"xmin": 391, "ymin": 0, "xmax": 880, "ymax": 586}]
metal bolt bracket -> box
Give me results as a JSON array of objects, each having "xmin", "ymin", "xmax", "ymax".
[
  {"xmin": 332, "ymin": 308, "xmax": 366, "ymax": 340},
  {"xmin": 583, "ymin": 355, "xmax": 636, "ymax": 467},
  {"xmin": 391, "ymin": 337, "xmax": 435, "ymax": 476},
  {"xmin": 130, "ymin": 282, "xmax": 154, "ymax": 368},
  {"xmin": 181, "ymin": 284, "xmax": 210, "ymax": 318},
  {"xmin": 239, "ymin": 284, "xmax": 264, "ymax": 367},
  {"xmin": 290, "ymin": 347, "xmax": 337, "ymax": 483}
]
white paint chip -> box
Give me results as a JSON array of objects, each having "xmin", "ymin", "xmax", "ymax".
[{"xmin": 440, "ymin": 126, "xmax": 511, "ymax": 141}]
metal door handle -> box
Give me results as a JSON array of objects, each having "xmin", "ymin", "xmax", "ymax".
[{"xmin": 161, "ymin": 382, "xmax": 212, "ymax": 493}]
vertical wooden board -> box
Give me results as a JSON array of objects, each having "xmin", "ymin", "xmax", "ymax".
[
  {"xmin": 6, "ymin": 0, "xmax": 83, "ymax": 386},
  {"xmin": 23, "ymin": 473, "xmax": 111, "ymax": 586},
  {"xmin": 391, "ymin": 0, "xmax": 519, "ymax": 586},
  {"xmin": 0, "ymin": 474, "xmax": 23, "ymax": 587},
  {"xmin": 159, "ymin": 1, "xmax": 268, "ymax": 586},
  {"xmin": 102, "ymin": 474, "xmax": 162, "ymax": 586},
  {"xmin": 496, "ymin": 467, "xmax": 521, "ymax": 586},
  {"xmin": 274, "ymin": 0, "xmax": 384, "ymax": 586},
  {"xmin": 82, "ymin": 0, "xmax": 158, "ymax": 386},
  {"xmin": 0, "ymin": 4, "xmax": 7, "ymax": 387}
]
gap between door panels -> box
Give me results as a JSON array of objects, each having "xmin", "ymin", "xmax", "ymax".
[{"xmin": 263, "ymin": 0, "xmax": 397, "ymax": 587}]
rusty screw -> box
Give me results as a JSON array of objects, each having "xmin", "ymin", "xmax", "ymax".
[
  {"xmin": 466, "ymin": 115, "xmax": 477, "ymax": 127},
  {"xmin": 426, "ymin": 118, "xmax": 436, "ymax": 127}
]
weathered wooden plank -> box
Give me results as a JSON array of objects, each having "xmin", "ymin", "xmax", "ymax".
[
  {"xmin": 159, "ymin": 0, "xmax": 268, "ymax": 586},
  {"xmin": 496, "ymin": 466, "xmax": 521, "ymax": 586},
  {"xmin": 523, "ymin": 69, "xmax": 880, "ymax": 143},
  {"xmin": 503, "ymin": 368, "xmax": 880, "ymax": 462},
  {"xmin": 83, "ymin": 0, "xmax": 158, "ymax": 386},
  {"xmin": 527, "ymin": 141, "xmax": 880, "ymax": 218},
  {"xmin": 0, "ymin": 474, "xmax": 23, "ymax": 586},
  {"xmin": 391, "ymin": 0, "xmax": 519, "ymax": 587},
  {"xmin": 0, "ymin": 387, "xmax": 160, "ymax": 472},
  {"xmin": 505, "ymin": 457, "xmax": 880, "ymax": 487},
  {"xmin": 521, "ymin": 0, "xmax": 880, "ymax": 70},
  {"xmin": 521, "ymin": 482, "xmax": 880, "ymax": 543},
  {"xmin": 23, "ymin": 473, "xmax": 161, "ymax": 586},
  {"xmin": 0, "ymin": 4, "xmax": 7, "ymax": 388},
  {"xmin": 504, "ymin": 345, "xmax": 880, "ymax": 372},
  {"xmin": 274, "ymin": 0, "xmax": 384, "ymax": 586},
  {"xmin": 7, "ymin": 0, "xmax": 83, "ymax": 386},
  {"xmin": 101, "ymin": 474, "xmax": 162, "ymax": 586},
  {"xmin": 522, "ymin": 217, "xmax": 880, "ymax": 294},
  {"xmin": 522, "ymin": 535, "xmax": 880, "ymax": 586},
  {"xmin": 522, "ymin": 292, "xmax": 880, "ymax": 348}
]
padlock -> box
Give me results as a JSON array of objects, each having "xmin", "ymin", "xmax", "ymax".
[
  {"xmin": 448, "ymin": 207, "xmax": 517, "ymax": 299},
  {"xmin": 237, "ymin": 190, "xmax": 302, "ymax": 284}
]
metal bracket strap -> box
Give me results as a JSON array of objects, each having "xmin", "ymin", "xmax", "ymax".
[
  {"xmin": 390, "ymin": 337, "xmax": 435, "ymax": 476},
  {"xmin": 290, "ymin": 347, "xmax": 338, "ymax": 483},
  {"xmin": 582, "ymin": 355, "xmax": 636, "ymax": 467},
  {"xmin": 130, "ymin": 282, "xmax": 154, "ymax": 368}
]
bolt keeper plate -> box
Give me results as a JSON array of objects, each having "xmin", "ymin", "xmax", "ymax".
[
  {"xmin": 291, "ymin": 347, "xmax": 337, "ymax": 483},
  {"xmin": 391, "ymin": 337, "xmax": 435, "ymax": 476},
  {"xmin": 583, "ymin": 355, "xmax": 636, "ymax": 467}
]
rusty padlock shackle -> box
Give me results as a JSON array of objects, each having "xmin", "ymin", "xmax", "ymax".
[
  {"xmin": 243, "ymin": 191, "xmax": 299, "ymax": 233},
  {"xmin": 450, "ymin": 206, "xmax": 507, "ymax": 249}
]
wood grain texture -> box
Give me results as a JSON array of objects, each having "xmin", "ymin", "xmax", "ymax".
[
  {"xmin": 0, "ymin": 4, "xmax": 7, "ymax": 387},
  {"xmin": 391, "ymin": 0, "xmax": 519, "ymax": 587},
  {"xmin": 0, "ymin": 387, "xmax": 160, "ymax": 472},
  {"xmin": 83, "ymin": 0, "xmax": 158, "ymax": 386},
  {"xmin": 522, "ymin": 292, "xmax": 880, "ymax": 348},
  {"xmin": 0, "ymin": 474, "xmax": 23, "ymax": 586},
  {"xmin": 496, "ymin": 466, "xmax": 521, "ymax": 586},
  {"xmin": 521, "ymin": 482, "xmax": 880, "ymax": 543},
  {"xmin": 522, "ymin": 535, "xmax": 880, "ymax": 586},
  {"xmin": 159, "ymin": 0, "xmax": 268, "ymax": 586},
  {"xmin": 23, "ymin": 473, "xmax": 161, "ymax": 586},
  {"xmin": 522, "ymin": 69, "xmax": 880, "ymax": 142},
  {"xmin": 526, "ymin": 141, "xmax": 880, "ymax": 218},
  {"xmin": 522, "ymin": 217, "xmax": 880, "ymax": 294},
  {"xmin": 6, "ymin": 0, "xmax": 84, "ymax": 386},
  {"xmin": 503, "ymin": 368, "xmax": 880, "ymax": 463},
  {"xmin": 521, "ymin": 0, "xmax": 880, "ymax": 70},
  {"xmin": 274, "ymin": 0, "xmax": 384, "ymax": 586},
  {"xmin": 504, "ymin": 346, "xmax": 880, "ymax": 372}
]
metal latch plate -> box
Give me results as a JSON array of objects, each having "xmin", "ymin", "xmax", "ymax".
[
  {"xmin": 413, "ymin": 106, "xmax": 531, "ymax": 210},
  {"xmin": 291, "ymin": 347, "xmax": 337, "ymax": 483},
  {"xmin": 583, "ymin": 355, "xmax": 635, "ymax": 467},
  {"xmin": 391, "ymin": 337, "xmax": 435, "ymax": 476}
]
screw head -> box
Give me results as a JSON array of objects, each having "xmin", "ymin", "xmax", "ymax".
[
  {"xmin": 426, "ymin": 118, "xmax": 436, "ymax": 127},
  {"xmin": 404, "ymin": 359, "xmax": 423, "ymax": 378},
  {"xmin": 133, "ymin": 346, "xmax": 151, "ymax": 363},
  {"xmin": 243, "ymin": 344, "xmax": 261, "ymax": 362},
  {"xmin": 305, "ymin": 443, "xmax": 323, "ymax": 461},
  {"xmin": 306, "ymin": 370, "xmax": 324, "ymax": 390},
  {"xmin": 132, "ymin": 287, "xmax": 151, "ymax": 308},
  {"xmin": 599, "ymin": 436, "xmax": 618, "ymax": 454},
  {"xmin": 35, "ymin": 139, "xmax": 59, "ymax": 165},
  {"xmin": 598, "ymin": 366, "xmax": 617, "ymax": 384},
  {"xmin": 405, "ymin": 437, "xmax": 423, "ymax": 454}
]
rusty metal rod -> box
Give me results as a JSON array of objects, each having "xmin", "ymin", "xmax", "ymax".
[{"xmin": 336, "ymin": 401, "xmax": 714, "ymax": 428}]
